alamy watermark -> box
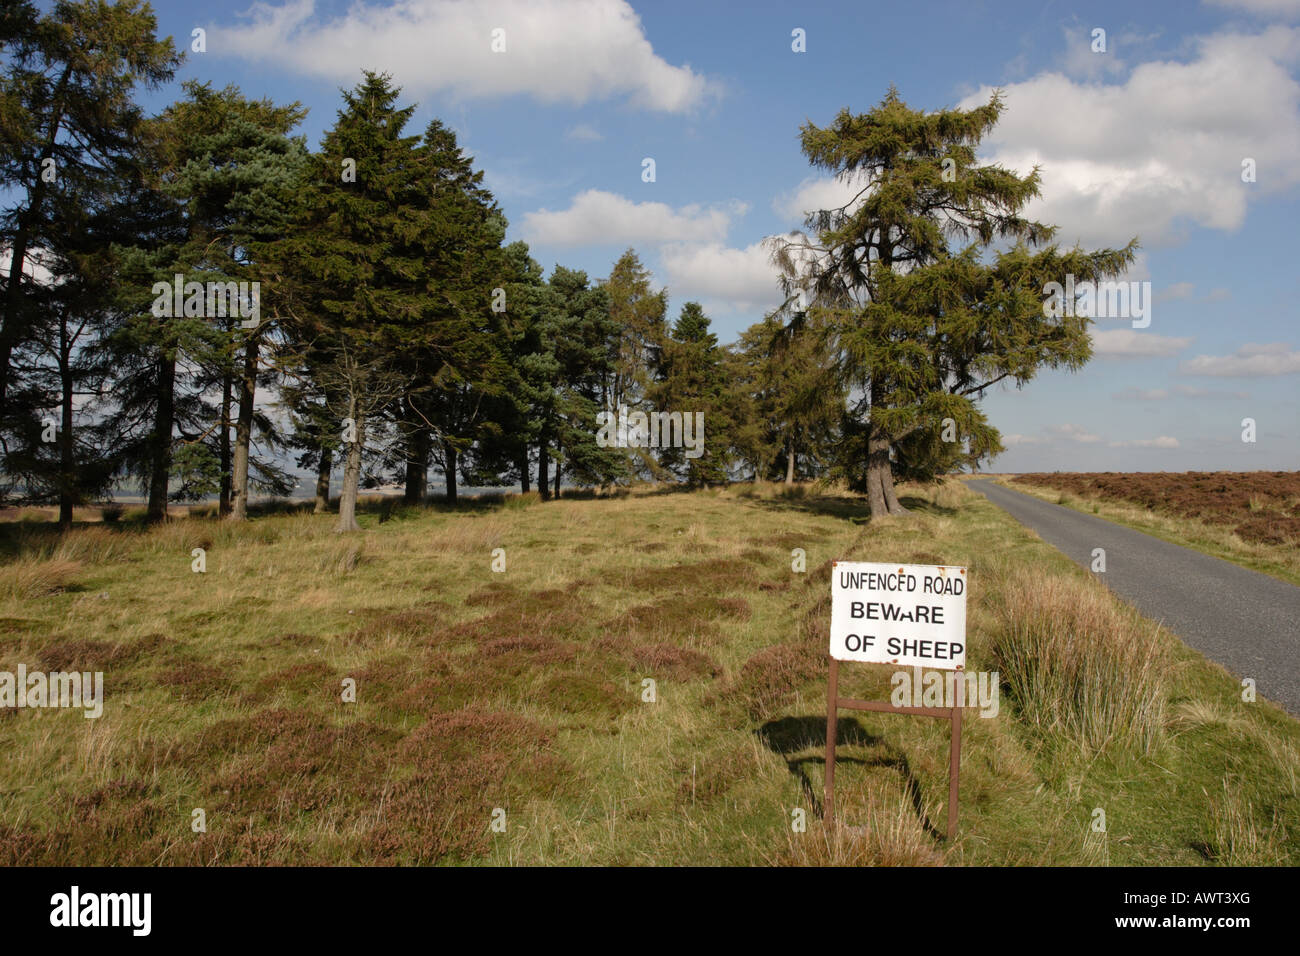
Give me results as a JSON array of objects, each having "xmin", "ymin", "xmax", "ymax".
[
  {"xmin": 1042, "ymin": 274, "xmax": 1150, "ymax": 328},
  {"xmin": 151, "ymin": 273, "xmax": 260, "ymax": 328},
  {"xmin": 0, "ymin": 665, "xmax": 103, "ymax": 718},
  {"xmin": 50, "ymin": 886, "xmax": 150, "ymax": 936},
  {"xmin": 890, "ymin": 666, "xmax": 999, "ymax": 718},
  {"xmin": 596, "ymin": 405, "xmax": 704, "ymax": 459}
]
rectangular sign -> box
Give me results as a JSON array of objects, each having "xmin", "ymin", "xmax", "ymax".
[{"xmin": 830, "ymin": 561, "xmax": 968, "ymax": 670}]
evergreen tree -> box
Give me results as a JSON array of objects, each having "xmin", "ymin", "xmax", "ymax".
[
  {"xmin": 156, "ymin": 82, "xmax": 308, "ymax": 520},
  {"xmin": 771, "ymin": 88, "xmax": 1137, "ymax": 516},
  {"xmin": 734, "ymin": 310, "xmax": 842, "ymax": 483},
  {"xmin": 601, "ymin": 248, "xmax": 666, "ymax": 480},
  {"xmin": 398, "ymin": 119, "xmax": 510, "ymax": 505},
  {"xmin": 462, "ymin": 240, "xmax": 547, "ymax": 494},
  {"xmin": 537, "ymin": 265, "xmax": 621, "ymax": 497},
  {"xmin": 650, "ymin": 301, "xmax": 732, "ymax": 485},
  {"xmin": 0, "ymin": 0, "xmax": 179, "ymax": 425},
  {"xmin": 272, "ymin": 73, "xmax": 432, "ymax": 530}
]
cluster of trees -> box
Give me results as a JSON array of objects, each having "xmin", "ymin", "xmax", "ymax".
[{"xmin": 2, "ymin": 2, "xmax": 1134, "ymax": 527}]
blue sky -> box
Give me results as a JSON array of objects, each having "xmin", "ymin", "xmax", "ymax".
[{"xmin": 80, "ymin": 0, "xmax": 1300, "ymax": 470}]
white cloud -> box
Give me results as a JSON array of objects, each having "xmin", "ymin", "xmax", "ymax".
[
  {"xmin": 1149, "ymin": 282, "xmax": 1233, "ymax": 305},
  {"xmin": 1155, "ymin": 281, "xmax": 1195, "ymax": 303},
  {"xmin": 1092, "ymin": 328, "xmax": 1192, "ymax": 357},
  {"xmin": 658, "ymin": 241, "xmax": 786, "ymax": 314},
  {"xmin": 1112, "ymin": 387, "xmax": 1170, "ymax": 400},
  {"xmin": 1179, "ymin": 341, "xmax": 1300, "ymax": 375},
  {"xmin": 1174, "ymin": 383, "xmax": 1250, "ymax": 398},
  {"xmin": 565, "ymin": 123, "xmax": 603, "ymax": 141},
  {"xmin": 1061, "ymin": 25, "xmax": 1128, "ymax": 80},
  {"xmin": 211, "ymin": 0, "xmax": 714, "ymax": 112},
  {"xmin": 772, "ymin": 172, "xmax": 873, "ymax": 223},
  {"xmin": 1046, "ymin": 423, "xmax": 1103, "ymax": 443},
  {"xmin": 1001, "ymin": 433, "xmax": 1044, "ymax": 446},
  {"xmin": 1109, "ymin": 436, "xmax": 1181, "ymax": 448},
  {"xmin": 519, "ymin": 190, "xmax": 742, "ymax": 246},
  {"xmin": 958, "ymin": 26, "xmax": 1300, "ymax": 249}
]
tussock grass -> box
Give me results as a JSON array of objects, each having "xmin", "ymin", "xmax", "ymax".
[
  {"xmin": 987, "ymin": 565, "xmax": 1171, "ymax": 755},
  {"xmin": 0, "ymin": 557, "xmax": 83, "ymax": 600}
]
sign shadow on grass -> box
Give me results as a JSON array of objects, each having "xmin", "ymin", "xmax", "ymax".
[{"xmin": 756, "ymin": 715, "xmax": 944, "ymax": 840}]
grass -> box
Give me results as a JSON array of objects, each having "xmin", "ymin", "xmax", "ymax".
[
  {"xmin": 0, "ymin": 478, "xmax": 1296, "ymax": 865},
  {"xmin": 999, "ymin": 475, "xmax": 1300, "ymax": 587},
  {"xmin": 986, "ymin": 562, "xmax": 1171, "ymax": 755}
]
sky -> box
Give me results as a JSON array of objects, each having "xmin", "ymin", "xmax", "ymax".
[{"xmin": 54, "ymin": 0, "xmax": 1300, "ymax": 471}]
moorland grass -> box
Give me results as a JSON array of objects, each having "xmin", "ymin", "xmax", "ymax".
[{"xmin": 0, "ymin": 479, "xmax": 1295, "ymax": 865}]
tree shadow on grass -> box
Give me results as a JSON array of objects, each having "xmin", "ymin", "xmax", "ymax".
[
  {"xmin": 897, "ymin": 495, "xmax": 957, "ymax": 518},
  {"xmin": 756, "ymin": 714, "xmax": 944, "ymax": 839},
  {"xmin": 744, "ymin": 495, "xmax": 876, "ymax": 523},
  {"xmin": 743, "ymin": 490, "xmax": 956, "ymax": 523}
]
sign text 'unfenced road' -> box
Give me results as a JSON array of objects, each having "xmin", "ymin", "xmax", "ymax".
[{"xmin": 830, "ymin": 561, "xmax": 968, "ymax": 669}]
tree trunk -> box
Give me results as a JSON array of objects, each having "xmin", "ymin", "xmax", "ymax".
[
  {"xmin": 336, "ymin": 404, "xmax": 363, "ymax": 532},
  {"xmin": 538, "ymin": 441, "xmax": 550, "ymax": 500},
  {"xmin": 314, "ymin": 448, "xmax": 331, "ymax": 513},
  {"xmin": 146, "ymin": 353, "xmax": 175, "ymax": 523},
  {"xmin": 228, "ymin": 335, "xmax": 258, "ymax": 521},
  {"xmin": 865, "ymin": 434, "xmax": 907, "ymax": 517},
  {"xmin": 785, "ymin": 441, "xmax": 795, "ymax": 484},
  {"xmin": 882, "ymin": 466, "xmax": 906, "ymax": 513},
  {"xmin": 518, "ymin": 451, "xmax": 530, "ymax": 494},
  {"xmin": 219, "ymin": 368, "xmax": 232, "ymax": 515},
  {"xmin": 0, "ymin": 215, "xmax": 35, "ymax": 414},
  {"xmin": 443, "ymin": 440, "xmax": 458, "ymax": 504},
  {"xmin": 404, "ymin": 425, "xmax": 429, "ymax": 504},
  {"xmin": 57, "ymin": 319, "xmax": 74, "ymax": 530},
  {"xmin": 0, "ymin": 68, "xmax": 70, "ymax": 414},
  {"xmin": 554, "ymin": 455, "xmax": 562, "ymax": 500}
]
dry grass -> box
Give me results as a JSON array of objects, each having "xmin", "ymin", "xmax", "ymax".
[
  {"xmin": 987, "ymin": 564, "xmax": 1171, "ymax": 755},
  {"xmin": 774, "ymin": 791, "xmax": 944, "ymax": 867},
  {"xmin": 0, "ymin": 557, "xmax": 83, "ymax": 600},
  {"xmin": 1206, "ymin": 777, "xmax": 1289, "ymax": 866},
  {"xmin": 0, "ymin": 478, "xmax": 1295, "ymax": 866}
]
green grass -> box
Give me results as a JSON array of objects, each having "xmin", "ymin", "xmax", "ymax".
[{"xmin": 0, "ymin": 479, "xmax": 1295, "ymax": 865}]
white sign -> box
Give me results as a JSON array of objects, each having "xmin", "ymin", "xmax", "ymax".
[{"xmin": 830, "ymin": 561, "xmax": 968, "ymax": 670}]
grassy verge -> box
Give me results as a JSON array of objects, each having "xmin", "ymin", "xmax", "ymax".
[
  {"xmin": 0, "ymin": 479, "xmax": 1296, "ymax": 865},
  {"xmin": 997, "ymin": 477, "xmax": 1300, "ymax": 587}
]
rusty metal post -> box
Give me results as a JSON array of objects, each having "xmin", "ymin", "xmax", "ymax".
[
  {"xmin": 824, "ymin": 657, "xmax": 839, "ymax": 830},
  {"xmin": 946, "ymin": 701, "xmax": 962, "ymax": 840}
]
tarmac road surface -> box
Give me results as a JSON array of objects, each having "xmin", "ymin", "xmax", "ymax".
[{"xmin": 969, "ymin": 478, "xmax": 1300, "ymax": 717}]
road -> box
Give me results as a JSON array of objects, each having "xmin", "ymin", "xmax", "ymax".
[{"xmin": 968, "ymin": 478, "xmax": 1300, "ymax": 716}]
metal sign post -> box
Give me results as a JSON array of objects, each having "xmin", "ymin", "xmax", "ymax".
[{"xmin": 825, "ymin": 561, "xmax": 968, "ymax": 840}]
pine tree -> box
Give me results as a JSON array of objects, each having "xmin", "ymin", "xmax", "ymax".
[
  {"xmin": 155, "ymin": 82, "xmax": 309, "ymax": 520},
  {"xmin": 537, "ymin": 265, "xmax": 620, "ymax": 497},
  {"xmin": 771, "ymin": 88, "xmax": 1137, "ymax": 516},
  {"xmin": 650, "ymin": 302, "xmax": 732, "ymax": 485},
  {"xmin": 272, "ymin": 73, "xmax": 432, "ymax": 530},
  {"xmin": 462, "ymin": 240, "xmax": 547, "ymax": 494},
  {"xmin": 0, "ymin": 0, "xmax": 179, "ymax": 425},
  {"xmin": 397, "ymin": 119, "xmax": 510, "ymax": 505},
  {"xmin": 601, "ymin": 248, "xmax": 667, "ymax": 480},
  {"xmin": 735, "ymin": 311, "xmax": 842, "ymax": 483}
]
